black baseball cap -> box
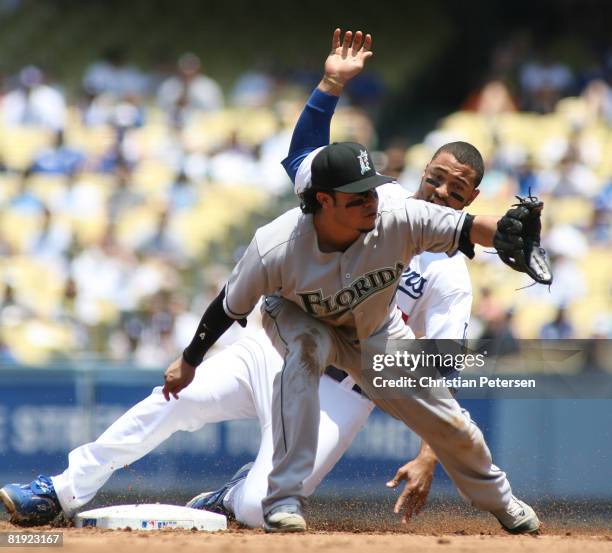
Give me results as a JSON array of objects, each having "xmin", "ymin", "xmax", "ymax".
[{"xmin": 311, "ymin": 142, "xmax": 395, "ymax": 193}]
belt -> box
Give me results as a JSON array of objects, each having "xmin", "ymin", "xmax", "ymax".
[{"xmin": 324, "ymin": 366, "xmax": 363, "ymax": 395}]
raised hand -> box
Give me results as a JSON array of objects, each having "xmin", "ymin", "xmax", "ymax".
[{"xmin": 320, "ymin": 28, "xmax": 373, "ymax": 93}]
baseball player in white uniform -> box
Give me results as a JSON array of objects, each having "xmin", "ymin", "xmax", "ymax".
[{"xmin": 0, "ymin": 29, "xmax": 540, "ymax": 536}]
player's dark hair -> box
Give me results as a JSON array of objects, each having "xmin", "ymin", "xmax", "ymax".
[
  {"xmin": 432, "ymin": 142, "xmax": 484, "ymax": 187},
  {"xmin": 300, "ymin": 188, "xmax": 335, "ymax": 214}
]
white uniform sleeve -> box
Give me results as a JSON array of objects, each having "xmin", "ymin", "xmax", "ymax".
[
  {"xmin": 294, "ymin": 147, "xmax": 325, "ymax": 194},
  {"xmin": 223, "ymin": 237, "xmax": 272, "ymax": 319},
  {"xmin": 404, "ymin": 199, "xmax": 466, "ymax": 256}
]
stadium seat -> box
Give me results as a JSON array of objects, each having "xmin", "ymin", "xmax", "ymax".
[{"xmin": 0, "ymin": 126, "xmax": 54, "ymax": 170}]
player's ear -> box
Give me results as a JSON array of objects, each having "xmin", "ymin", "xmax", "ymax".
[
  {"xmin": 464, "ymin": 187, "xmax": 480, "ymax": 207},
  {"xmin": 316, "ymin": 191, "xmax": 335, "ymax": 209}
]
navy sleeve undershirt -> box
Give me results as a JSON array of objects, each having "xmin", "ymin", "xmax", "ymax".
[{"xmin": 281, "ymin": 88, "xmax": 339, "ymax": 183}]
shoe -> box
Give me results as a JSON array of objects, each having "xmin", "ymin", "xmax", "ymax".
[
  {"xmin": 186, "ymin": 462, "xmax": 254, "ymax": 517},
  {"xmin": 491, "ymin": 495, "xmax": 540, "ymax": 534},
  {"xmin": 263, "ymin": 504, "xmax": 307, "ymax": 533},
  {"xmin": 0, "ymin": 475, "xmax": 62, "ymax": 527}
]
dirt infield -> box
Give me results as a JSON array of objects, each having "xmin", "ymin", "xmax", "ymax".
[
  {"xmin": 2, "ymin": 511, "xmax": 611, "ymax": 553},
  {"xmin": 5, "ymin": 529, "xmax": 612, "ymax": 553}
]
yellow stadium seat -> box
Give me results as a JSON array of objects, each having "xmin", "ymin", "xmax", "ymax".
[
  {"xmin": 66, "ymin": 124, "xmax": 115, "ymax": 157},
  {"xmin": 583, "ymin": 248, "xmax": 611, "ymax": 297},
  {"xmin": 76, "ymin": 172, "xmax": 116, "ymax": 193},
  {"xmin": 70, "ymin": 213, "xmax": 108, "ymax": 245},
  {"xmin": 127, "ymin": 123, "xmax": 173, "ymax": 158},
  {"xmin": 3, "ymin": 319, "xmax": 78, "ymax": 365},
  {"xmin": 439, "ymin": 111, "xmax": 492, "ymax": 153},
  {"xmin": 172, "ymin": 184, "xmax": 267, "ymax": 257},
  {"xmin": 183, "ymin": 108, "xmax": 280, "ymax": 151},
  {"xmin": 405, "ymin": 144, "xmax": 434, "ymax": 172},
  {"xmin": 92, "ymin": 299, "xmax": 120, "ymax": 325},
  {"xmin": 28, "ymin": 174, "xmax": 68, "ymax": 206},
  {"xmin": 184, "ymin": 110, "xmax": 238, "ymax": 153},
  {"xmin": 513, "ymin": 301, "xmax": 558, "ymax": 339},
  {"xmin": 235, "ymin": 108, "xmax": 278, "ymax": 146},
  {"xmin": 465, "ymin": 196, "xmax": 513, "ymax": 217},
  {"xmin": 546, "ymin": 196, "xmax": 594, "ymax": 227},
  {"xmin": 131, "ymin": 159, "xmax": 174, "ymax": 197},
  {"xmin": 0, "ymin": 174, "xmax": 21, "ymax": 203},
  {"xmin": 554, "ymin": 96, "xmax": 595, "ymax": 128},
  {"xmin": 0, "ymin": 256, "xmax": 65, "ymax": 317},
  {"xmin": 566, "ymin": 295, "xmax": 610, "ymax": 338},
  {"xmin": 0, "ymin": 211, "xmax": 41, "ymax": 252},
  {"xmin": 115, "ymin": 204, "xmax": 159, "ymax": 248},
  {"xmin": 0, "ymin": 127, "xmax": 54, "ymax": 170}
]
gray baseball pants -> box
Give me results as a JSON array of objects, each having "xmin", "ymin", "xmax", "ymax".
[{"xmin": 260, "ymin": 296, "xmax": 512, "ymax": 516}]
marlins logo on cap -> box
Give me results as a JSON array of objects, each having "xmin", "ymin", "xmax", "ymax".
[
  {"xmin": 357, "ymin": 149, "xmax": 371, "ymax": 175},
  {"xmin": 293, "ymin": 142, "xmax": 394, "ymax": 194}
]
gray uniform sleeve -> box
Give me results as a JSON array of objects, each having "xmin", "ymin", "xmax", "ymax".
[
  {"xmin": 223, "ymin": 236, "xmax": 271, "ymax": 319},
  {"xmin": 405, "ymin": 199, "xmax": 466, "ymax": 256}
]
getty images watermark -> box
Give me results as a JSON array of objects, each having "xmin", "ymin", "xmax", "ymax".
[
  {"xmin": 359, "ymin": 339, "xmax": 611, "ymax": 399},
  {"xmin": 370, "ymin": 349, "xmax": 536, "ymax": 391}
]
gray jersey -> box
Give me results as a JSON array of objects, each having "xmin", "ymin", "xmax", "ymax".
[{"xmin": 223, "ymin": 196, "xmax": 465, "ymax": 342}]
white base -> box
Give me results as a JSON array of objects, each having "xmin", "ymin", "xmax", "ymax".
[{"xmin": 74, "ymin": 504, "xmax": 227, "ymax": 531}]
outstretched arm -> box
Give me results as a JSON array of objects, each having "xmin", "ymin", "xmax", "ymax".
[
  {"xmin": 462, "ymin": 202, "xmax": 552, "ymax": 285},
  {"xmin": 469, "ymin": 215, "xmax": 497, "ymax": 247},
  {"xmin": 282, "ymin": 29, "xmax": 373, "ymax": 183}
]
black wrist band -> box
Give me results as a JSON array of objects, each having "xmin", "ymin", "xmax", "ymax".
[{"xmin": 458, "ymin": 213, "xmax": 476, "ymax": 259}]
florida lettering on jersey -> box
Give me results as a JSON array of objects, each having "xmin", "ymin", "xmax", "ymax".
[
  {"xmin": 297, "ymin": 262, "xmax": 405, "ymax": 316},
  {"xmin": 223, "ymin": 201, "xmax": 465, "ymax": 340}
]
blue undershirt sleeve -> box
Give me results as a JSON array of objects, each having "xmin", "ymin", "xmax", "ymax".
[{"xmin": 281, "ymin": 88, "xmax": 339, "ymax": 183}]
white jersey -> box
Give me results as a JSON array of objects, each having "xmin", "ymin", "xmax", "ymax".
[{"xmin": 397, "ymin": 251, "xmax": 472, "ymax": 339}]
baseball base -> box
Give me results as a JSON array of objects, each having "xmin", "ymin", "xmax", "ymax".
[{"xmin": 74, "ymin": 504, "xmax": 227, "ymax": 531}]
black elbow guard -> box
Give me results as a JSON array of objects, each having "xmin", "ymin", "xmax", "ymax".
[{"xmin": 182, "ymin": 288, "xmax": 246, "ymax": 367}]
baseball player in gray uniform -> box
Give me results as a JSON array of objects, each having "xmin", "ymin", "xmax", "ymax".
[
  {"xmin": 163, "ymin": 29, "xmax": 544, "ymax": 533},
  {"xmin": 0, "ymin": 30, "xmax": 542, "ymax": 536}
]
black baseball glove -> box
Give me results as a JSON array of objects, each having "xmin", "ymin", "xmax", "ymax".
[{"xmin": 493, "ymin": 194, "xmax": 553, "ymax": 285}]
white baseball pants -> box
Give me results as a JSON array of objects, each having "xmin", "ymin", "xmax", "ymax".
[{"xmin": 50, "ymin": 330, "xmax": 374, "ymax": 525}]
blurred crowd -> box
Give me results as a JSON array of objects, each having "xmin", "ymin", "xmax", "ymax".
[{"xmin": 0, "ymin": 41, "xmax": 610, "ymax": 368}]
